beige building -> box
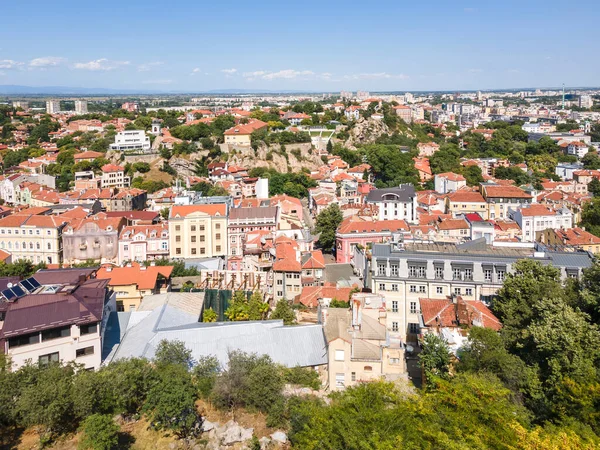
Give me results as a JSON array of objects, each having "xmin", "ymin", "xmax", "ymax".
[
  {"xmin": 169, "ymin": 204, "xmax": 228, "ymax": 258},
  {"xmin": 0, "ymin": 214, "xmax": 68, "ymax": 265},
  {"xmin": 324, "ymin": 293, "xmax": 404, "ymax": 391},
  {"xmin": 101, "ymin": 164, "xmax": 130, "ymax": 189},
  {"xmin": 445, "ymin": 190, "xmax": 487, "ymax": 217}
]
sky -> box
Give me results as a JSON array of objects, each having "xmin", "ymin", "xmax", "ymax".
[{"xmin": 1, "ymin": 0, "xmax": 599, "ymax": 92}]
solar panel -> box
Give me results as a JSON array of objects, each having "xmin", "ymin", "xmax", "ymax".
[
  {"xmin": 27, "ymin": 277, "xmax": 41, "ymax": 289},
  {"xmin": 20, "ymin": 279, "xmax": 34, "ymax": 292},
  {"xmin": 10, "ymin": 286, "xmax": 25, "ymax": 298},
  {"xmin": 2, "ymin": 289, "xmax": 16, "ymax": 300}
]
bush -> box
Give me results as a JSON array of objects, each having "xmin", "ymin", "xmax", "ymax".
[
  {"xmin": 194, "ymin": 355, "xmax": 221, "ymax": 398},
  {"xmin": 78, "ymin": 414, "xmax": 120, "ymax": 450},
  {"xmin": 284, "ymin": 366, "xmax": 321, "ymax": 390}
]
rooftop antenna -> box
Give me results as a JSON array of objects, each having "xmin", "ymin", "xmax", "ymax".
[{"xmin": 562, "ymin": 83, "xmax": 565, "ymax": 110}]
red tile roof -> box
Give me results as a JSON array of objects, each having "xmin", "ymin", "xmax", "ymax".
[
  {"xmin": 170, "ymin": 204, "xmax": 227, "ymax": 218},
  {"xmin": 96, "ymin": 262, "xmax": 173, "ymax": 290},
  {"xmin": 420, "ymin": 296, "xmax": 501, "ymax": 331}
]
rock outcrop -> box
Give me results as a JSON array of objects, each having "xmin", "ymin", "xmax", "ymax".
[{"xmin": 344, "ymin": 117, "xmax": 390, "ymax": 148}]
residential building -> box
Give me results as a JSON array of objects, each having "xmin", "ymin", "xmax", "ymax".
[
  {"xmin": 100, "ymin": 164, "xmax": 130, "ymax": 189},
  {"xmin": 540, "ymin": 227, "xmax": 600, "ymax": 254},
  {"xmin": 273, "ymin": 240, "xmax": 301, "ymax": 301},
  {"xmin": 0, "ymin": 213, "xmax": 68, "ymax": 264},
  {"xmin": 118, "ymin": 223, "xmax": 169, "ymax": 264},
  {"xmin": 46, "ymin": 100, "xmax": 60, "ymax": 114},
  {"xmin": 62, "ymin": 214, "xmax": 126, "ymax": 265},
  {"xmin": 228, "ymin": 206, "xmax": 278, "ymax": 257},
  {"xmin": 109, "ymin": 130, "xmax": 151, "ymax": 152},
  {"xmin": 419, "ymin": 295, "xmax": 501, "ymax": 353},
  {"xmin": 434, "ymin": 172, "xmax": 466, "ymax": 194},
  {"xmin": 481, "ymin": 184, "xmax": 532, "ymax": 220},
  {"xmin": 223, "ymin": 120, "xmax": 268, "ymax": 146},
  {"xmin": 0, "ymin": 276, "xmax": 115, "ymax": 370},
  {"xmin": 168, "ymin": 204, "xmax": 228, "ymax": 259},
  {"xmin": 335, "ymin": 216, "xmax": 410, "ymax": 263},
  {"xmin": 301, "ymin": 250, "xmax": 326, "ymax": 286},
  {"xmin": 509, "ymin": 204, "xmax": 572, "ymax": 242},
  {"xmin": 96, "ymin": 262, "xmax": 173, "ymax": 312},
  {"xmin": 417, "ymin": 142, "xmax": 440, "ymax": 157},
  {"xmin": 393, "ymin": 105, "xmax": 412, "ymax": 122},
  {"xmin": 108, "ymin": 188, "xmax": 147, "ymax": 211},
  {"xmin": 369, "ymin": 240, "xmax": 593, "ymax": 342},
  {"xmin": 74, "ymin": 100, "xmax": 88, "ymax": 115},
  {"xmin": 324, "ymin": 293, "xmax": 404, "ymax": 391},
  {"xmin": 580, "ymin": 95, "xmax": 593, "ymax": 109},
  {"xmin": 366, "ymin": 184, "xmax": 418, "ymax": 223},
  {"xmin": 566, "ymin": 141, "xmax": 589, "ymax": 159}
]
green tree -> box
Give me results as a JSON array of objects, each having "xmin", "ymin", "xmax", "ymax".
[
  {"xmin": 154, "ymin": 339, "xmax": 194, "ymax": 369},
  {"xmin": 270, "ymin": 299, "xmax": 296, "ymax": 325},
  {"xmin": 581, "ymin": 198, "xmax": 600, "ymax": 237},
  {"xmin": 202, "ymin": 307, "xmax": 217, "ymax": 322},
  {"xmin": 225, "ymin": 291, "xmax": 269, "ymax": 321},
  {"xmin": 419, "ymin": 333, "xmax": 452, "ymax": 384},
  {"xmin": 78, "ymin": 414, "xmax": 120, "ymax": 450},
  {"xmin": 193, "ymin": 355, "xmax": 221, "ymax": 398},
  {"xmin": 315, "ymin": 203, "xmax": 343, "ymax": 252},
  {"xmin": 588, "ymin": 178, "xmax": 600, "ymax": 196}
]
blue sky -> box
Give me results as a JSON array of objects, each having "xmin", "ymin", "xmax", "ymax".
[{"xmin": 1, "ymin": 0, "xmax": 598, "ymax": 92}]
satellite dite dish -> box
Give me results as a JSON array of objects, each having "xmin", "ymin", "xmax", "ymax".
[
  {"xmin": 405, "ymin": 344, "xmax": 414, "ymax": 353},
  {"xmin": 6, "ymin": 283, "xmax": 12, "ymax": 288}
]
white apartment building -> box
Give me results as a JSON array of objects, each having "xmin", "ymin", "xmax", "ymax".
[
  {"xmin": 74, "ymin": 100, "xmax": 88, "ymax": 115},
  {"xmin": 109, "ymin": 130, "xmax": 151, "ymax": 152},
  {"xmin": 46, "ymin": 100, "xmax": 61, "ymax": 114},
  {"xmin": 567, "ymin": 141, "xmax": 589, "ymax": 159},
  {"xmin": 434, "ymin": 173, "xmax": 466, "ymax": 194},
  {"xmin": 509, "ymin": 205, "xmax": 573, "ymax": 242},
  {"xmin": 100, "ymin": 164, "xmax": 130, "ymax": 189},
  {"xmin": 365, "ymin": 184, "xmax": 418, "ymax": 223},
  {"xmin": 580, "ymin": 95, "xmax": 593, "ymax": 109}
]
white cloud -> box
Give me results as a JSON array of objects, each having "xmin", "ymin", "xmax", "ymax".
[
  {"xmin": 221, "ymin": 68, "xmax": 237, "ymax": 74},
  {"xmin": 343, "ymin": 72, "xmax": 409, "ymax": 80},
  {"xmin": 192, "ymin": 68, "xmax": 201, "ymax": 73},
  {"xmin": 468, "ymin": 68, "xmax": 483, "ymax": 74},
  {"xmin": 138, "ymin": 61, "xmax": 163, "ymax": 72},
  {"xmin": 243, "ymin": 69, "xmax": 315, "ymax": 80},
  {"xmin": 0, "ymin": 59, "xmax": 23, "ymax": 69},
  {"xmin": 73, "ymin": 58, "xmax": 130, "ymax": 71},
  {"xmin": 29, "ymin": 56, "xmax": 66, "ymax": 68},
  {"xmin": 142, "ymin": 79, "xmax": 172, "ymax": 85}
]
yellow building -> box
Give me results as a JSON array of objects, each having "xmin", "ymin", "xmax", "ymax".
[
  {"xmin": 168, "ymin": 204, "xmax": 228, "ymax": 258},
  {"xmin": 445, "ymin": 190, "xmax": 487, "ymax": 217},
  {"xmin": 540, "ymin": 227, "xmax": 600, "ymax": 254},
  {"xmin": 96, "ymin": 262, "xmax": 173, "ymax": 311},
  {"xmin": 223, "ymin": 120, "xmax": 267, "ymax": 147}
]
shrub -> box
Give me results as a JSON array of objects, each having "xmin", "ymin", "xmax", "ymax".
[
  {"xmin": 78, "ymin": 414, "xmax": 120, "ymax": 450},
  {"xmin": 284, "ymin": 366, "xmax": 321, "ymax": 390}
]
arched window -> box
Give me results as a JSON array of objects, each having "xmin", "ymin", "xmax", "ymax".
[{"xmin": 364, "ymin": 366, "xmax": 373, "ymax": 372}]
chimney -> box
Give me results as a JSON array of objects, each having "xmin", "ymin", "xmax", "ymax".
[{"xmin": 78, "ymin": 274, "xmax": 86, "ymax": 284}]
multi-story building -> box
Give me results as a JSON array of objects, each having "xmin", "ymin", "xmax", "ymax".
[
  {"xmin": 108, "ymin": 188, "xmax": 147, "ymax": 211},
  {"xmin": 62, "ymin": 215, "xmax": 126, "ymax": 265},
  {"xmin": 566, "ymin": 141, "xmax": 589, "ymax": 159},
  {"xmin": 540, "ymin": 227, "xmax": 600, "ymax": 254},
  {"xmin": 228, "ymin": 206, "xmax": 278, "ymax": 257},
  {"xmin": 118, "ymin": 223, "xmax": 169, "ymax": 264},
  {"xmin": 481, "ymin": 184, "xmax": 532, "ymax": 220},
  {"xmin": 100, "ymin": 164, "xmax": 130, "ymax": 189},
  {"xmin": 324, "ymin": 293, "xmax": 404, "ymax": 391},
  {"xmin": 509, "ymin": 204, "xmax": 572, "ymax": 242},
  {"xmin": 369, "ymin": 240, "xmax": 593, "ymax": 343},
  {"xmin": 366, "ymin": 184, "xmax": 417, "ymax": 223},
  {"xmin": 579, "ymin": 95, "xmax": 593, "ymax": 109},
  {"xmin": 223, "ymin": 120, "xmax": 267, "ymax": 147},
  {"xmin": 46, "ymin": 100, "xmax": 60, "ymax": 114},
  {"xmin": 109, "ymin": 130, "xmax": 151, "ymax": 152},
  {"xmin": 393, "ymin": 105, "xmax": 412, "ymax": 122},
  {"xmin": 0, "ymin": 273, "xmax": 115, "ymax": 370},
  {"xmin": 0, "ymin": 213, "xmax": 69, "ymax": 265},
  {"xmin": 445, "ymin": 189, "xmax": 487, "ymax": 217},
  {"xmin": 434, "ymin": 172, "xmax": 466, "ymax": 194},
  {"xmin": 168, "ymin": 204, "xmax": 228, "ymax": 259},
  {"xmin": 74, "ymin": 100, "xmax": 88, "ymax": 115},
  {"xmin": 272, "ymin": 240, "xmax": 302, "ymax": 301}
]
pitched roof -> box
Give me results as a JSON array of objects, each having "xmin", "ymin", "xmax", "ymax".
[
  {"xmin": 337, "ymin": 216, "xmax": 409, "ymax": 234},
  {"xmin": 295, "ymin": 285, "xmax": 353, "ymax": 308},
  {"xmin": 96, "ymin": 262, "xmax": 174, "ymax": 290},
  {"xmin": 301, "ymin": 250, "xmax": 326, "ymax": 270},
  {"xmin": 420, "ymin": 296, "xmax": 501, "ymax": 331},
  {"xmin": 223, "ymin": 119, "xmax": 268, "ymax": 136},
  {"xmin": 101, "ymin": 164, "xmax": 125, "ymax": 173},
  {"xmin": 170, "ymin": 204, "xmax": 227, "ymax": 218},
  {"xmin": 553, "ymin": 227, "xmax": 600, "ymax": 246},
  {"xmin": 520, "ymin": 205, "xmax": 557, "ymax": 217},
  {"xmin": 483, "ymin": 185, "xmax": 532, "ymax": 199},
  {"xmin": 447, "ymin": 190, "xmax": 485, "ymax": 203}
]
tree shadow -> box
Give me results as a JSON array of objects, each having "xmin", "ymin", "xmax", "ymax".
[
  {"xmin": 0, "ymin": 427, "xmax": 25, "ymax": 450},
  {"xmin": 116, "ymin": 431, "xmax": 135, "ymax": 449}
]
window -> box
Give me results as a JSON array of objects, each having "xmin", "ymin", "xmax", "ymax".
[
  {"xmin": 408, "ymin": 266, "xmax": 417, "ymax": 277},
  {"xmin": 390, "ymin": 358, "xmax": 400, "ymax": 365},
  {"xmin": 216, "ymin": 245, "xmax": 222, "ymax": 252},
  {"xmin": 409, "ymin": 285, "xmax": 416, "ymax": 293},
  {"xmin": 379, "ymin": 283, "xmax": 386, "ymax": 291},
  {"xmin": 410, "ymin": 302, "xmax": 417, "ymax": 314},
  {"xmin": 76, "ymin": 346, "xmax": 95, "ymax": 358},
  {"xmin": 391, "ymin": 284, "xmax": 398, "ymax": 292},
  {"xmin": 47, "ymin": 242, "xmax": 51, "ymax": 250},
  {"xmin": 176, "ymin": 247, "xmax": 181, "ymax": 255},
  {"xmin": 392, "ymin": 300, "xmax": 398, "ymax": 312},
  {"xmin": 200, "ymin": 235, "xmax": 205, "ymax": 242},
  {"xmin": 8, "ymin": 332, "xmax": 40, "ymax": 348},
  {"xmin": 351, "ymin": 372, "xmax": 356, "ymax": 382},
  {"xmin": 484, "ymin": 269, "xmax": 492, "ymax": 281},
  {"xmin": 453, "ymin": 268, "xmax": 461, "ymax": 280},
  {"xmin": 454, "ymin": 288, "xmax": 461, "ymax": 295},
  {"xmin": 176, "ymin": 236, "xmax": 181, "ymax": 242},
  {"xmin": 199, "ymin": 225, "xmax": 205, "ymax": 231},
  {"xmin": 335, "ymin": 373, "xmax": 345, "ymax": 388},
  {"xmin": 175, "ymin": 225, "xmax": 180, "ymax": 231},
  {"xmin": 334, "ymin": 350, "xmax": 344, "ymax": 361},
  {"xmin": 435, "ymin": 266, "xmax": 444, "ymax": 279},
  {"xmin": 378, "ymin": 263, "xmax": 386, "ymax": 276},
  {"xmin": 390, "ymin": 264, "xmax": 398, "ymax": 276},
  {"xmin": 41, "ymin": 326, "xmax": 71, "ymax": 341},
  {"xmin": 216, "ymin": 223, "xmax": 221, "ymax": 230},
  {"xmin": 464, "ymin": 268, "xmax": 473, "ymax": 280},
  {"xmin": 392, "ymin": 322, "xmax": 399, "ymax": 332},
  {"xmin": 277, "ymin": 279, "xmax": 283, "ymax": 285},
  {"xmin": 419, "ymin": 286, "xmax": 426, "ymax": 293},
  {"xmin": 200, "ymin": 248, "xmax": 206, "ymax": 255},
  {"xmin": 191, "ymin": 225, "xmax": 196, "ymax": 231},
  {"xmin": 465, "ymin": 288, "xmax": 473, "ymax": 296},
  {"xmin": 191, "ymin": 248, "xmax": 197, "ymax": 255},
  {"xmin": 408, "ymin": 323, "xmax": 419, "ymax": 334},
  {"xmin": 417, "ymin": 266, "xmax": 426, "ymax": 278},
  {"xmin": 364, "ymin": 365, "xmax": 373, "ymax": 372},
  {"xmin": 80, "ymin": 323, "xmax": 98, "ymax": 335},
  {"xmin": 436, "ymin": 286, "xmax": 443, "ymax": 294},
  {"xmin": 216, "ymin": 233, "xmax": 221, "ymax": 240},
  {"xmin": 497, "ymin": 270, "xmax": 505, "ymax": 282},
  {"xmin": 39, "ymin": 352, "xmax": 59, "ymax": 367}
]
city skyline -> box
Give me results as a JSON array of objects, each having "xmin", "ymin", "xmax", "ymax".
[{"xmin": 2, "ymin": 0, "xmax": 599, "ymax": 92}]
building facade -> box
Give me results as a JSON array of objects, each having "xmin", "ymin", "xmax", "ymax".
[{"xmin": 168, "ymin": 204, "xmax": 228, "ymax": 259}]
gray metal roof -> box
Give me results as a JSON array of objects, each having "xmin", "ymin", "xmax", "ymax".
[
  {"xmin": 366, "ymin": 184, "xmax": 416, "ymax": 203},
  {"xmin": 107, "ymin": 302, "xmax": 328, "ymax": 368}
]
